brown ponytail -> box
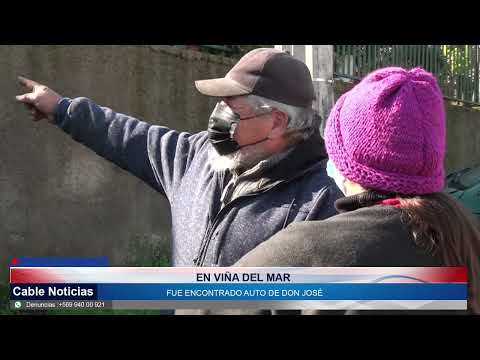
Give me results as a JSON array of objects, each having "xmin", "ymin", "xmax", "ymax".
[{"xmin": 396, "ymin": 192, "xmax": 480, "ymax": 314}]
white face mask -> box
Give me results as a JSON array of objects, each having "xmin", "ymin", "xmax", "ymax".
[{"xmin": 326, "ymin": 160, "xmax": 347, "ymax": 195}]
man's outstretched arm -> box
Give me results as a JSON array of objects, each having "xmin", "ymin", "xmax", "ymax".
[{"xmin": 15, "ymin": 76, "xmax": 205, "ymax": 199}]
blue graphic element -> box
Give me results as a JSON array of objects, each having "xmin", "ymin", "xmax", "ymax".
[{"xmin": 92, "ymin": 283, "xmax": 466, "ymax": 301}]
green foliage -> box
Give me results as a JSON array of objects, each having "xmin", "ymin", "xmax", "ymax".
[
  {"xmin": 0, "ymin": 283, "xmax": 16, "ymax": 315},
  {"xmin": 334, "ymin": 45, "xmax": 479, "ymax": 104},
  {"xmin": 123, "ymin": 235, "xmax": 171, "ymax": 267}
]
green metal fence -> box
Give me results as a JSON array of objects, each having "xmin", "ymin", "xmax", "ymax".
[{"xmin": 334, "ymin": 45, "xmax": 480, "ymax": 105}]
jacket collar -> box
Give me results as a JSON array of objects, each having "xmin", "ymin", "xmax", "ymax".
[
  {"xmin": 335, "ymin": 191, "xmax": 398, "ymax": 213},
  {"xmin": 235, "ymin": 129, "xmax": 327, "ymax": 189}
]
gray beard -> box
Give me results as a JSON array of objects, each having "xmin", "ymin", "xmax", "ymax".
[
  {"xmin": 208, "ymin": 145, "xmax": 270, "ymax": 173},
  {"xmin": 208, "ymin": 144, "xmax": 295, "ymax": 175}
]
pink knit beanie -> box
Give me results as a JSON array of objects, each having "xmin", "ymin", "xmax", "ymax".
[{"xmin": 325, "ymin": 67, "xmax": 446, "ymax": 195}]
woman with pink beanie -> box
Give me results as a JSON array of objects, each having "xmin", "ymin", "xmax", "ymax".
[{"xmin": 235, "ymin": 67, "xmax": 480, "ymax": 314}]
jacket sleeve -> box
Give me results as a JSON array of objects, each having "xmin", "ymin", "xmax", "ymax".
[
  {"xmin": 233, "ymin": 207, "xmax": 408, "ymax": 267},
  {"xmin": 233, "ymin": 222, "xmax": 317, "ymax": 267},
  {"xmin": 54, "ymin": 97, "xmax": 207, "ymax": 200},
  {"xmin": 232, "ymin": 221, "xmax": 344, "ymax": 316}
]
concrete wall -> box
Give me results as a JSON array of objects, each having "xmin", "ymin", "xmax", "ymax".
[
  {"xmin": 444, "ymin": 105, "xmax": 480, "ymax": 173},
  {"xmin": 334, "ymin": 81, "xmax": 480, "ymax": 174},
  {"xmin": 0, "ymin": 45, "xmax": 237, "ymax": 279}
]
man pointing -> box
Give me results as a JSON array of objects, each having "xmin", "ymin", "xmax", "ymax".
[{"xmin": 16, "ymin": 48, "xmax": 341, "ymax": 268}]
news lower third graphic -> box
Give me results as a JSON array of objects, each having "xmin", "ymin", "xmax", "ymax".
[{"xmin": 9, "ymin": 257, "xmax": 467, "ymax": 310}]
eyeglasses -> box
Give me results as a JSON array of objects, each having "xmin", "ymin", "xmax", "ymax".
[
  {"xmin": 218, "ymin": 101, "xmax": 273, "ymax": 121},
  {"xmin": 211, "ymin": 101, "xmax": 274, "ymax": 138}
]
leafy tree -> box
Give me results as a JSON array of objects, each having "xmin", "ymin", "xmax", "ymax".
[{"xmin": 334, "ymin": 45, "xmax": 479, "ymax": 104}]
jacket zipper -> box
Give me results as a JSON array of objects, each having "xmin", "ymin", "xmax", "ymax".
[{"xmin": 194, "ymin": 161, "xmax": 325, "ymax": 267}]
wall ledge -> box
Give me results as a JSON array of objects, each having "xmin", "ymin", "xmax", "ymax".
[{"xmin": 145, "ymin": 45, "xmax": 239, "ymax": 66}]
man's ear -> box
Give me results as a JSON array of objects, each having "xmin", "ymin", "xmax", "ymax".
[{"xmin": 268, "ymin": 109, "xmax": 289, "ymax": 139}]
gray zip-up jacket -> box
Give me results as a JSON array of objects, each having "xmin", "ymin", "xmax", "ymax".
[{"xmin": 54, "ymin": 97, "xmax": 341, "ymax": 267}]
